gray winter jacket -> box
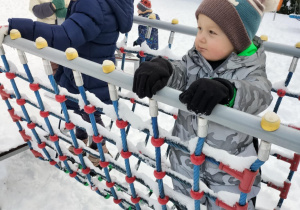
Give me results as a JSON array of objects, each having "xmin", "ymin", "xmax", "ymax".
[{"xmin": 168, "ymin": 37, "xmax": 273, "ymax": 198}]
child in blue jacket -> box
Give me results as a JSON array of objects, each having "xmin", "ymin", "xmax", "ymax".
[
  {"xmin": 133, "ymin": 0, "xmax": 160, "ymax": 61},
  {"xmin": 1, "ymin": 0, "xmax": 134, "ymax": 166}
]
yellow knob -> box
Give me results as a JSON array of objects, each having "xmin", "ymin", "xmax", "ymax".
[
  {"xmin": 260, "ymin": 35, "xmax": 268, "ymax": 41},
  {"xmin": 65, "ymin": 48, "xmax": 78, "ymax": 60},
  {"xmin": 10, "ymin": 29, "xmax": 21, "ymax": 40},
  {"xmin": 172, "ymin": 19, "xmax": 179, "ymax": 25},
  {"xmin": 295, "ymin": 42, "xmax": 300, "ymax": 48},
  {"xmin": 261, "ymin": 111, "xmax": 280, "ymax": 132},
  {"xmin": 102, "ymin": 60, "xmax": 115, "ymax": 73},
  {"xmin": 35, "ymin": 37, "xmax": 48, "ymax": 49},
  {"xmin": 149, "ymin": 13, "xmax": 156, "ymax": 20}
]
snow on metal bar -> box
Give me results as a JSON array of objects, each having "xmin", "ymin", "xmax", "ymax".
[{"xmin": 3, "ymin": 36, "xmax": 300, "ymax": 154}]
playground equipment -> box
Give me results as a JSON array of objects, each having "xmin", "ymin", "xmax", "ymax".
[{"xmin": 0, "ymin": 16, "xmax": 300, "ymax": 210}]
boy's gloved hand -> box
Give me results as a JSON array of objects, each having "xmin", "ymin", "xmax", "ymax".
[
  {"xmin": 52, "ymin": 0, "xmax": 65, "ymax": 10},
  {"xmin": 56, "ymin": 8, "xmax": 67, "ymax": 18},
  {"xmin": 133, "ymin": 56, "xmax": 173, "ymax": 98},
  {"xmin": 0, "ymin": 25, "xmax": 8, "ymax": 46},
  {"xmin": 179, "ymin": 78, "xmax": 235, "ymax": 115}
]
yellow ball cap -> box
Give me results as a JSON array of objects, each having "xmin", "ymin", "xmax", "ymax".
[
  {"xmin": 149, "ymin": 13, "xmax": 156, "ymax": 20},
  {"xmin": 172, "ymin": 19, "xmax": 179, "ymax": 24},
  {"xmin": 10, "ymin": 29, "xmax": 21, "ymax": 40},
  {"xmin": 65, "ymin": 48, "xmax": 78, "ymax": 60},
  {"xmin": 295, "ymin": 42, "xmax": 300, "ymax": 48},
  {"xmin": 102, "ymin": 60, "xmax": 115, "ymax": 73},
  {"xmin": 261, "ymin": 111, "xmax": 280, "ymax": 132},
  {"xmin": 260, "ymin": 35, "xmax": 268, "ymax": 41},
  {"xmin": 35, "ymin": 37, "xmax": 48, "ymax": 49}
]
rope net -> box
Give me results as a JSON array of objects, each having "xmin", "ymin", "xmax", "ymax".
[{"xmin": 0, "ymin": 33, "xmax": 299, "ymax": 210}]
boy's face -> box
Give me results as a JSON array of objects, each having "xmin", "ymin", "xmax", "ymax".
[{"xmin": 195, "ymin": 14, "xmax": 234, "ymax": 61}]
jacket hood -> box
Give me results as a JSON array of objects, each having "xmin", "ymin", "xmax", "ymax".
[
  {"xmin": 105, "ymin": 0, "xmax": 134, "ymax": 33},
  {"xmin": 188, "ymin": 36, "xmax": 265, "ymax": 76}
]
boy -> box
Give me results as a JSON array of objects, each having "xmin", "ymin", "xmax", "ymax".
[
  {"xmin": 133, "ymin": 0, "xmax": 279, "ymax": 209},
  {"xmin": 0, "ymin": 0, "xmax": 134, "ymax": 167},
  {"xmin": 133, "ymin": 0, "xmax": 160, "ymax": 61}
]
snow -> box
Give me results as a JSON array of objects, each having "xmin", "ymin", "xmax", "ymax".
[{"xmin": 0, "ymin": 0, "xmax": 300, "ymax": 209}]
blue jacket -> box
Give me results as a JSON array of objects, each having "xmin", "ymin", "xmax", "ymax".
[
  {"xmin": 135, "ymin": 12, "xmax": 160, "ymax": 50},
  {"xmin": 9, "ymin": 0, "xmax": 134, "ymax": 109}
]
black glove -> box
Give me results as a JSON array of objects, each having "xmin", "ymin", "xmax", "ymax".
[
  {"xmin": 133, "ymin": 41, "xmax": 139, "ymax": 46},
  {"xmin": 179, "ymin": 78, "xmax": 235, "ymax": 115},
  {"xmin": 133, "ymin": 56, "xmax": 173, "ymax": 98}
]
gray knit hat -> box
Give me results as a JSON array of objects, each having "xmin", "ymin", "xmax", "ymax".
[
  {"xmin": 137, "ymin": 0, "xmax": 151, "ymax": 12},
  {"xmin": 195, "ymin": 0, "xmax": 279, "ymax": 53}
]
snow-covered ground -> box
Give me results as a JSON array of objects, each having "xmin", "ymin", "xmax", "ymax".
[{"xmin": 0, "ymin": 0, "xmax": 300, "ymax": 209}]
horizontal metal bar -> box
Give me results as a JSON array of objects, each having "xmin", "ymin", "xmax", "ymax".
[
  {"xmin": 3, "ymin": 36, "xmax": 300, "ymax": 153},
  {"xmin": 133, "ymin": 15, "xmax": 300, "ymax": 58},
  {"xmin": 0, "ymin": 143, "xmax": 29, "ymax": 161}
]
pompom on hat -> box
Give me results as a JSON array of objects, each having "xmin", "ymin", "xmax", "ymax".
[
  {"xmin": 195, "ymin": 0, "xmax": 280, "ymax": 53},
  {"xmin": 137, "ymin": 0, "xmax": 152, "ymax": 12}
]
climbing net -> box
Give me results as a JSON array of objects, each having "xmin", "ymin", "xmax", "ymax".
[{"xmin": 0, "ymin": 28, "xmax": 300, "ymax": 210}]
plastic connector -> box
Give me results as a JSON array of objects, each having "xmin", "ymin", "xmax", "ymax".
[
  {"xmin": 5, "ymin": 72, "xmax": 16, "ymax": 80},
  {"xmin": 69, "ymin": 171, "xmax": 77, "ymax": 178},
  {"xmin": 125, "ymin": 176, "xmax": 136, "ymax": 184},
  {"xmin": 49, "ymin": 160, "xmax": 57, "ymax": 166},
  {"xmin": 216, "ymin": 199, "xmax": 248, "ymax": 210},
  {"xmin": 190, "ymin": 189, "xmax": 204, "ymax": 200},
  {"xmin": 113, "ymin": 198, "xmax": 122, "ymax": 204},
  {"xmin": 277, "ymin": 89, "xmax": 286, "ymax": 97},
  {"xmin": 84, "ymin": 105, "xmax": 96, "ymax": 114},
  {"xmin": 130, "ymin": 98, "xmax": 135, "ymax": 103},
  {"xmin": 158, "ymin": 196, "xmax": 169, "ymax": 205},
  {"xmin": 49, "ymin": 134, "xmax": 59, "ymax": 142},
  {"xmin": 82, "ymin": 167, "xmax": 91, "ymax": 175},
  {"xmin": 65, "ymin": 122, "xmax": 75, "ymax": 130},
  {"xmin": 55, "ymin": 94, "xmax": 67, "ymax": 103},
  {"xmin": 173, "ymin": 115, "xmax": 177, "ymax": 120},
  {"xmin": 277, "ymin": 153, "xmax": 300, "ymax": 171},
  {"xmin": 154, "ymin": 170, "xmax": 166, "ymax": 179},
  {"xmin": 99, "ymin": 161, "xmax": 109, "ymax": 168},
  {"xmin": 116, "ymin": 119, "xmax": 128, "ymax": 129},
  {"xmin": 131, "ymin": 196, "xmax": 140, "ymax": 204},
  {"xmin": 0, "ymin": 85, "xmax": 11, "ymax": 100},
  {"xmin": 38, "ymin": 142, "xmax": 46, "ymax": 149},
  {"xmin": 59, "ymin": 155, "xmax": 67, "ymax": 161},
  {"xmin": 93, "ymin": 135, "xmax": 103, "ymax": 143},
  {"xmin": 151, "ymin": 136, "xmax": 165, "ymax": 147},
  {"xmin": 119, "ymin": 47, "xmax": 125, "ymax": 54},
  {"xmin": 40, "ymin": 111, "xmax": 50, "ymax": 118},
  {"xmin": 16, "ymin": 99, "xmax": 26, "ymax": 106},
  {"xmin": 19, "ymin": 130, "xmax": 31, "ymax": 142},
  {"xmin": 120, "ymin": 150, "xmax": 132, "ymax": 159},
  {"xmin": 106, "ymin": 181, "xmax": 115, "ymax": 188},
  {"xmin": 73, "ymin": 147, "xmax": 83, "ymax": 155},
  {"xmin": 8, "ymin": 108, "xmax": 21, "ymax": 122},
  {"xmin": 29, "ymin": 83, "xmax": 40, "ymax": 91},
  {"xmin": 268, "ymin": 181, "xmax": 291, "ymax": 199},
  {"xmin": 190, "ymin": 153, "xmax": 205, "ymax": 166},
  {"xmin": 219, "ymin": 162, "xmax": 258, "ymax": 193},
  {"xmin": 139, "ymin": 51, "xmax": 145, "ymax": 57},
  {"xmin": 27, "ymin": 122, "xmax": 36, "ymax": 130},
  {"xmin": 30, "ymin": 149, "xmax": 44, "ymax": 159}
]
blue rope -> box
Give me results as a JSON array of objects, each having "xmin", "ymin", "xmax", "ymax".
[
  {"xmin": 158, "ymin": 179, "xmax": 165, "ymax": 198},
  {"xmin": 194, "ymin": 200, "xmax": 200, "ymax": 210},
  {"xmin": 239, "ymin": 192, "xmax": 247, "ymax": 206},
  {"xmin": 193, "ymin": 165, "xmax": 200, "ymax": 192},
  {"xmin": 250, "ymin": 159, "xmax": 265, "ymax": 171},
  {"xmin": 34, "ymin": 91, "xmax": 45, "ymax": 110},
  {"xmin": 285, "ymin": 72, "xmax": 293, "ymax": 86},
  {"xmin": 48, "ymin": 75, "xmax": 60, "ymax": 94},
  {"xmin": 1, "ymin": 55, "xmax": 9, "ymax": 71},
  {"xmin": 205, "ymin": 156, "xmax": 220, "ymax": 166},
  {"xmin": 78, "ymin": 86, "xmax": 88, "ymax": 104},
  {"xmin": 23, "ymin": 64, "xmax": 34, "ymax": 83},
  {"xmin": 287, "ymin": 171, "xmax": 294, "ymax": 181},
  {"xmin": 195, "ymin": 137, "xmax": 205, "ymax": 156}
]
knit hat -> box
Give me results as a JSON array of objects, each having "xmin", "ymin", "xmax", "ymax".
[
  {"xmin": 195, "ymin": 0, "xmax": 279, "ymax": 53},
  {"xmin": 137, "ymin": 0, "xmax": 151, "ymax": 12}
]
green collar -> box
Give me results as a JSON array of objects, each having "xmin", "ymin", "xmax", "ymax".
[{"xmin": 238, "ymin": 42, "xmax": 258, "ymax": 56}]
